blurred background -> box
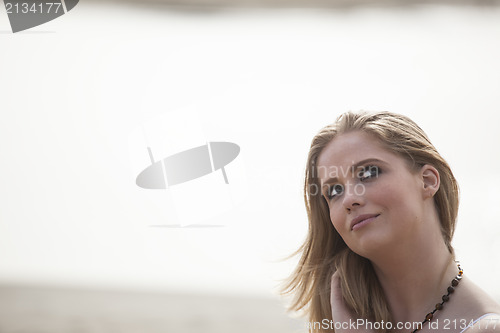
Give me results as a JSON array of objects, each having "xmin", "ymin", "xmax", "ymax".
[{"xmin": 1, "ymin": 1, "xmax": 500, "ymax": 332}]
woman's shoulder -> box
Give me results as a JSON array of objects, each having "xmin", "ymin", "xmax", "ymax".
[
  {"xmin": 454, "ymin": 277, "xmax": 500, "ymax": 332},
  {"xmin": 459, "ymin": 277, "xmax": 500, "ymax": 310},
  {"xmin": 461, "ymin": 313, "xmax": 500, "ymax": 333}
]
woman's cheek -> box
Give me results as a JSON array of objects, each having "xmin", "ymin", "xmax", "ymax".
[{"xmin": 330, "ymin": 211, "xmax": 348, "ymax": 236}]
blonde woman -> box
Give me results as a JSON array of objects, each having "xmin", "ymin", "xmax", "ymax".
[{"xmin": 283, "ymin": 111, "xmax": 500, "ymax": 332}]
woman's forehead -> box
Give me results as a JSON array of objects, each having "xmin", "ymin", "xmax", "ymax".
[
  {"xmin": 315, "ymin": 131, "xmax": 404, "ymax": 182},
  {"xmin": 317, "ymin": 131, "xmax": 386, "ymax": 167}
]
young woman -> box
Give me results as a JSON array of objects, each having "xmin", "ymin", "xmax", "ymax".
[{"xmin": 283, "ymin": 111, "xmax": 500, "ymax": 332}]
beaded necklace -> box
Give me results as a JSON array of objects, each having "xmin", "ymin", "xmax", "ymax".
[{"xmin": 411, "ymin": 262, "xmax": 463, "ymax": 333}]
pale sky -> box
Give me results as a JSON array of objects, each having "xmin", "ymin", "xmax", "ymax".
[{"xmin": 0, "ymin": 3, "xmax": 499, "ymax": 300}]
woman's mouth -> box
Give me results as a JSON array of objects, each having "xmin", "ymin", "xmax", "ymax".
[{"xmin": 351, "ymin": 214, "xmax": 380, "ymax": 231}]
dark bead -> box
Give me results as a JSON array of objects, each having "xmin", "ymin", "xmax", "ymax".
[
  {"xmin": 436, "ymin": 303, "xmax": 443, "ymax": 310},
  {"xmin": 442, "ymin": 295, "xmax": 450, "ymax": 302},
  {"xmin": 426, "ymin": 313, "xmax": 433, "ymax": 321},
  {"xmin": 448, "ymin": 286, "xmax": 455, "ymax": 293},
  {"xmin": 452, "ymin": 279, "xmax": 459, "ymax": 287}
]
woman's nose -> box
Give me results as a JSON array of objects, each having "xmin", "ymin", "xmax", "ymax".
[{"xmin": 342, "ymin": 182, "xmax": 365, "ymax": 212}]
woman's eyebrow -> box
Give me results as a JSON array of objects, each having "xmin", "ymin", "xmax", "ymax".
[
  {"xmin": 351, "ymin": 158, "xmax": 386, "ymax": 170},
  {"xmin": 320, "ymin": 158, "xmax": 386, "ymax": 187}
]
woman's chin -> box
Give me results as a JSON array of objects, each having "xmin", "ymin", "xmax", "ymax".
[{"xmin": 348, "ymin": 230, "xmax": 394, "ymax": 259}]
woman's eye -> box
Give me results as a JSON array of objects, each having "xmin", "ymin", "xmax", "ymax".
[
  {"xmin": 359, "ymin": 165, "xmax": 380, "ymax": 181},
  {"xmin": 326, "ymin": 184, "xmax": 344, "ymax": 199}
]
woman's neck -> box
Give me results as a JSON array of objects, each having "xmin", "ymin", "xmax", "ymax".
[{"xmin": 369, "ymin": 231, "xmax": 456, "ymax": 327}]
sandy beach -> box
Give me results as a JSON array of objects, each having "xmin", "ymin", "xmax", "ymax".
[{"xmin": 0, "ymin": 284, "xmax": 305, "ymax": 333}]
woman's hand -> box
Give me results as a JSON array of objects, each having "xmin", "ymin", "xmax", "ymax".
[{"xmin": 330, "ymin": 271, "xmax": 377, "ymax": 333}]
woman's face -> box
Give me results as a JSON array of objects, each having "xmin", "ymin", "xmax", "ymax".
[{"xmin": 316, "ymin": 130, "xmax": 429, "ymax": 257}]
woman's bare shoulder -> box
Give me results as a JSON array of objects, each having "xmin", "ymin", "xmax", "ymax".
[
  {"xmin": 464, "ymin": 314, "xmax": 500, "ymax": 333},
  {"xmin": 459, "ymin": 277, "xmax": 500, "ymax": 311},
  {"xmin": 453, "ymin": 276, "xmax": 500, "ymax": 332}
]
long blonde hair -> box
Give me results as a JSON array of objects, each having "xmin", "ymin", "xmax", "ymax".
[{"xmin": 282, "ymin": 111, "xmax": 459, "ymax": 332}]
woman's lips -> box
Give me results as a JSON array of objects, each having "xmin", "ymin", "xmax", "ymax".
[{"xmin": 351, "ymin": 214, "xmax": 380, "ymax": 231}]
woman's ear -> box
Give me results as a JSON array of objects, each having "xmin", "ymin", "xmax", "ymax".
[{"xmin": 421, "ymin": 164, "xmax": 440, "ymax": 198}]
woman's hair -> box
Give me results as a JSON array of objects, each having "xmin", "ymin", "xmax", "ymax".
[{"xmin": 281, "ymin": 111, "xmax": 459, "ymax": 332}]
